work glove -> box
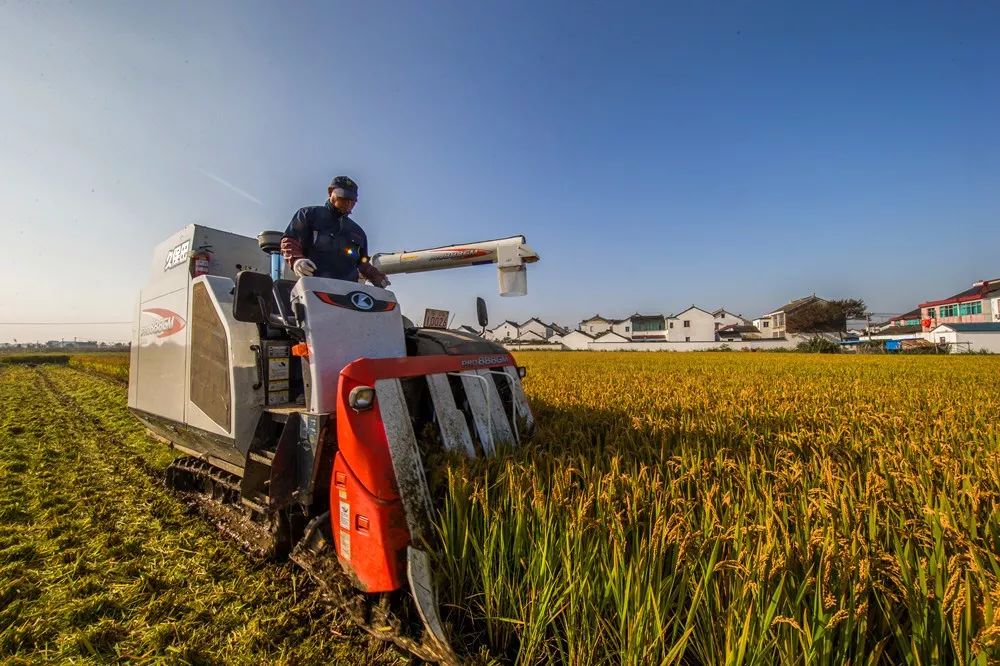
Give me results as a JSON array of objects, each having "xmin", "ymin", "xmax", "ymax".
[{"xmin": 293, "ymin": 258, "xmax": 316, "ymax": 277}]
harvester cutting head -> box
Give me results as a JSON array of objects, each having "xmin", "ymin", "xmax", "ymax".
[{"xmin": 129, "ymin": 224, "xmax": 537, "ymax": 663}]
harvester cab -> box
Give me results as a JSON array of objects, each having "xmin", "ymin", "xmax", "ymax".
[{"xmin": 128, "ymin": 224, "xmax": 539, "ymax": 663}]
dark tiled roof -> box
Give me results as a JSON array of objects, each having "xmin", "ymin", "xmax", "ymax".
[
  {"xmin": 877, "ymin": 324, "xmax": 923, "ymax": 335},
  {"xmin": 674, "ymin": 304, "xmax": 715, "ymax": 317},
  {"xmin": 770, "ymin": 295, "xmax": 826, "ymax": 315},
  {"xmin": 719, "ymin": 324, "xmax": 760, "ymax": 334},
  {"xmin": 936, "ymin": 322, "xmax": 1000, "ymax": 333},
  {"xmin": 889, "ymin": 308, "xmax": 921, "ymax": 322}
]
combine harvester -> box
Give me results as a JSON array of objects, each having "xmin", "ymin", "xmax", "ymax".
[{"xmin": 128, "ymin": 225, "xmax": 540, "ymax": 663}]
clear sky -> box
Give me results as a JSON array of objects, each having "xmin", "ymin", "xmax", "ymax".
[{"xmin": 1, "ymin": 1, "xmax": 998, "ymax": 342}]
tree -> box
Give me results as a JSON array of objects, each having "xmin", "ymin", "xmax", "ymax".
[
  {"xmin": 832, "ymin": 298, "xmax": 867, "ymax": 320},
  {"xmin": 786, "ymin": 298, "xmax": 867, "ymax": 333}
]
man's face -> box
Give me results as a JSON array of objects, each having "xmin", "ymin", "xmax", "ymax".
[{"xmin": 329, "ymin": 190, "xmax": 357, "ymax": 214}]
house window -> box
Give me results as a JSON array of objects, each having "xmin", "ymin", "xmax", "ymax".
[
  {"xmin": 959, "ymin": 301, "xmax": 982, "ymax": 316},
  {"xmin": 685, "ymin": 336, "xmax": 690, "ymax": 342},
  {"xmin": 683, "ymin": 320, "xmax": 690, "ymax": 327},
  {"xmin": 762, "ymin": 321, "xmax": 770, "ymax": 328},
  {"xmin": 715, "ymin": 323, "xmax": 721, "ymax": 330},
  {"xmin": 927, "ymin": 308, "xmax": 935, "ymax": 318},
  {"xmin": 669, "ymin": 322, "xmax": 674, "ymax": 329},
  {"xmin": 625, "ymin": 326, "xmax": 630, "ymax": 332},
  {"xmin": 939, "ymin": 304, "xmax": 958, "ymax": 318}
]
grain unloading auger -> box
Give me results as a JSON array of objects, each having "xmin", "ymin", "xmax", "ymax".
[{"xmin": 128, "ymin": 225, "xmax": 539, "ymax": 663}]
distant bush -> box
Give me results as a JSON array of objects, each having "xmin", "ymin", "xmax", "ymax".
[
  {"xmin": 795, "ymin": 337, "xmax": 842, "ymax": 354},
  {"xmin": 0, "ymin": 354, "xmax": 70, "ymax": 365}
]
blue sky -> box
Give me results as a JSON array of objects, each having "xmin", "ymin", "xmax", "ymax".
[{"xmin": 1, "ymin": 1, "xmax": 998, "ymax": 342}]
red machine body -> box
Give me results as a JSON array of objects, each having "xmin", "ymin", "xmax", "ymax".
[{"xmin": 331, "ymin": 352, "xmax": 517, "ymax": 592}]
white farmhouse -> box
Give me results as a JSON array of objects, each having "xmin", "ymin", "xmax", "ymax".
[
  {"xmin": 516, "ymin": 329, "xmax": 548, "ymax": 342},
  {"xmin": 610, "ymin": 318, "xmax": 631, "ymax": 338},
  {"xmin": 488, "ymin": 320, "xmax": 520, "ymax": 342},
  {"xmin": 667, "ymin": 306, "xmax": 717, "ymax": 342},
  {"xmin": 928, "ymin": 323, "xmax": 1000, "ymax": 353},
  {"xmin": 557, "ymin": 330, "xmax": 595, "ymax": 350},
  {"xmin": 610, "ymin": 313, "xmax": 668, "ymax": 341},
  {"xmin": 593, "ymin": 331, "xmax": 629, "ymax": 343},
  {"xmin": 579, "ymin": 315, "xmax": 614, "ymax": 336},
  {"xmin": 712, "ymin": 308, "xmax": 749, "ymax": 334},
  {"xmin": 519, "ymin": 317, "xmax": 555, "ymax": 340}
]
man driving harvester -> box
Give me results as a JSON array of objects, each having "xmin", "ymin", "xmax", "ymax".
[{"xmin": 280, "ymin": 176, "xmax": 390, "ymax": 288}]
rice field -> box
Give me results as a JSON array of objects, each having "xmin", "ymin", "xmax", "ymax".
[
  {"xmin": 437, "ymin": 352, "xmax": 1000, "ymax": 665},
  {"xmin": 2, "ymin": 351, "xmax": 1000, "ymax": 664}
]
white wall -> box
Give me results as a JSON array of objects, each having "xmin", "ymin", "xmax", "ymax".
[{"xmin": 955, "ymin": 332, "xmax": 1000, "ymax": 353}]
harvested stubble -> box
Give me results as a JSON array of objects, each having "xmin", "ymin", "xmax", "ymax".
[
  {"xmin": 436, "ymin": 352, "xmax": 1000, "ymax": 665},
  {"xmin": 0, "ymin": 364, "xmax": 403, "ymax": 665}
]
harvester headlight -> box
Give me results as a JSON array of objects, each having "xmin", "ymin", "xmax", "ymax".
[
  {"xmin": 517, "ymin": 366, "xmax": 527, "ymax": 379},
  {"xmin": 348, "ymin": 386, "xmax": 376, "ymax": 411}
]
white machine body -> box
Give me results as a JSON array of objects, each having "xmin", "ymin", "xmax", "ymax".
[
  {"xmin": 129, "ymin": 224, "xmax": 538, "ymax": 471},
  {"xmin": 291, "ymin": 278, "xmax": 405, "ymax": 414},
  {"xmin": 128, "ymin": 225, "xmax": 406, "ymax": 463}
]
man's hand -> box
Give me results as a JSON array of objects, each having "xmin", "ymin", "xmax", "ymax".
[
  {"xmin": 359, "ymin": 262, "xmax": 390, "ymax": 288},
  {"xmin": 293, "ymin": 258, "xmax": 316, "ymax": 277}
]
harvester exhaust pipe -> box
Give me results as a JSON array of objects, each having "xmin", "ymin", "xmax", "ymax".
[{"xmin": 257, "ymin": 231, "xmax": 284, "ymax": 281}]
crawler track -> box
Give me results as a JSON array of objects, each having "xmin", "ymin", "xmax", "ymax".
[{"xmin": 165, "ymin": 456, "xmax": 279, "ymax": 560}]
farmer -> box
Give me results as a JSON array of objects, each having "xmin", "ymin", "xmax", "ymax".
[{"xmin": 280, "ymin": 176, "xmax": 390, "ymax": 287}]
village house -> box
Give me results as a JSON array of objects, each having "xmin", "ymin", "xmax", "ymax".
[
  {"xmin": 919, "ymin": 279, "xmax": 1000, "ymax": 332},
  {"xmin": 578, "ymin": 315, "xmax": 614, "ymax": 336},
  {"xmin": 609, "ymin": 313, "xmax": 668, "ymax": 341},
  {"xmin": 666, "ymin": 306, "xmax": 717, "ymax": 342},
  {"xmin": 754, "ymin": 295, "xmax": 830, "ymax": 338},
  {"xmin": 928, "ymin": 322, "xmax": 1000, "ymax": 353},
  {"xmin": 557, "ymin": 330, "xmax": 595, "ymax": 350},
  {"xmin": 712, "ymin": 309, "xmax": 750, "ymax": 333},
  {"xmin": 486, "ymin": 320, "xmax": 520, "ymax": 342}
]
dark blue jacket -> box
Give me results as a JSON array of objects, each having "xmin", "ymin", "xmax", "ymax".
[{"xmin": 281, "ymin": 202, "xmax": 369, "ymax": 281}]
